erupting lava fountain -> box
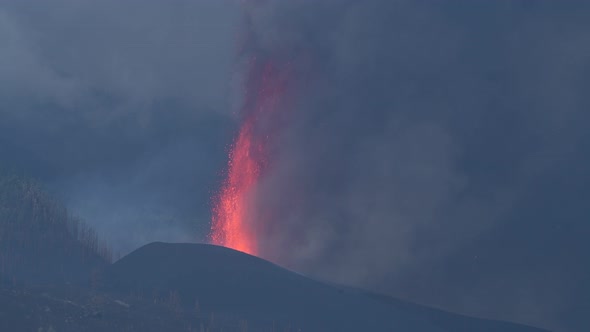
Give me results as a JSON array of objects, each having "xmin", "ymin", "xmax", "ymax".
[{"xmin": 210, "ymin": 1, "xmax": 294, "ymax": 255}]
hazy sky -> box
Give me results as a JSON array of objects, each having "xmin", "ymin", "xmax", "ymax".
[
  {"xmin": 0, "ymin": 0, "xmax": 239, "ymax": 249},
  {"xmin": 1, "ymin": 1, "xmax": 588, "ymax": 332}
]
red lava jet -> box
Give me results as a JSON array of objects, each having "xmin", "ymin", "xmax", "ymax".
[
  {"xmin": 210, "ymin": 60, "xmax": 290, "ymax": 255},
  {"xmin": 210, "ymin": 1, "xmax": 292, "ymax": 255}
]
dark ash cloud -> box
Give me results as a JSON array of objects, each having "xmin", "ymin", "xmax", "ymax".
[{"xmin": 241, "ymin": 1, "xmax": 590, "ymax": 332}]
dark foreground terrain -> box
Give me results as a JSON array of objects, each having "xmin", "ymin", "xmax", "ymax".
[
  {"xmin": 1, "ymin": 242, "xmax": 550, "ymax": 332},
  {"xmin": 0, "ymin": 175, "xmax": 551, "ymax": 331}
]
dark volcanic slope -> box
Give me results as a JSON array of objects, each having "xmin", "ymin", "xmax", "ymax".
[{"xmin": 103, "ymin": 242, "xmax": 549, "ymax": 332}]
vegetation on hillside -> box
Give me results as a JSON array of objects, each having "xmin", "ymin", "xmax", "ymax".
[{"xmin": 0, "ymin": 170, "xmax": 111, "ymax": 285}]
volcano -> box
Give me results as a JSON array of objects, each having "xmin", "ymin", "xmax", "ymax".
[{"xmin": 101, "ymin": 242, "xmax": 550, "ymax": 332}]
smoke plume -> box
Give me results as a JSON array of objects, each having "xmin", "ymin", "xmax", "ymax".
[{"xmin": 227, "ymin": 1, "xmax": 590, "ymax": 332}]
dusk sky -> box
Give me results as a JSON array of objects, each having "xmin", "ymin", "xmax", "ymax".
[{"xmin": 1, "ymin": 1, "xmax": 588, "ymax": 331}]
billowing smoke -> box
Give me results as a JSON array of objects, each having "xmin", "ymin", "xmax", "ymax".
[{"xmin": 225, "ymin": 1, "xmax": 590, "ymax": 332}]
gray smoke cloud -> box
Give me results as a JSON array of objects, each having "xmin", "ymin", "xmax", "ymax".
[
  {"xmin": 242, "ymin": 1, "xmax": 590, "ymax": 332},
  {"xmin": 0, "ymin": 0, "xmax": 240, "ymax": 253}
]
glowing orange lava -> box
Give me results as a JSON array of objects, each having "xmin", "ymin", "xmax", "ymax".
[
  {"xmin": 210, "ymin": 60, "xmax": 290, "ymax": 255},
  {"xmin": 210, "ymin": 122, "xmax": 260, "ymax": 254}
]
